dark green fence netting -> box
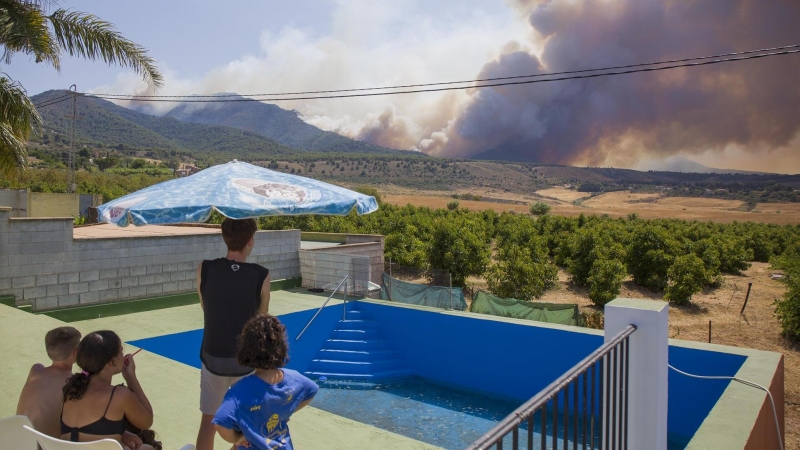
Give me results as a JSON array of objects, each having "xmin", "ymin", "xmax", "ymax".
[
  {"xmin": 381, "ymin": 273, "xmax": 467, "ymax": 311},
  {"xmin": 469, "ymin": 290, "xmax": 580, "ymax": 326}
]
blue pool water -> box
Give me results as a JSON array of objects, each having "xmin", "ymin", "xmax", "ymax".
[{"xmin": 314, "ymin": 377, "xmax": 519, "ymax": 449}]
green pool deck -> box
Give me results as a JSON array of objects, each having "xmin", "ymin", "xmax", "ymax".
[{"xmin": 0, "ymin": 289, "xmax": 440, "ymax": 450}]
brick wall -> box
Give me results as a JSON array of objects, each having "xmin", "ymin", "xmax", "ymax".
[
  {"xmin": 299, "ymin": 252, "xmax": 371, "ymax": 295},
  {"xmin": 0, "ymin": 208, "xmax": 301, "ymax": 311}
]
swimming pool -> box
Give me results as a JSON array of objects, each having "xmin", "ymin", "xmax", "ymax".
[{"xmin": 129, "ymin": 300, "xmax": 747, "ymax": 449}]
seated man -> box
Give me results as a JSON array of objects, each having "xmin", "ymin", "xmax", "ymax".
[
  {"xmin": 16, "ymin": 326, "xmax": 81, "ymax": 437},
  {"xmin": 213, "ymin": 314, "xmax": 318, "ymax": 450}
]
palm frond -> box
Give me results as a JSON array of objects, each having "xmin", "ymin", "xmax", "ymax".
[
  {"xmin": 48, "ymin": 9, "xmax": 163, "ymax": 88},
  {"xmin": 0, "ymin": 121, "xmax": 27, "ymax": 177},
  {"xmin": 0, "ymin": 0, "xmax": 60, "ymax": 67},
  {"xmin": 0, "ymin": 75, "xmax": 39, "ymax": 176},
  {"xmin": 0, "ymin": 75, "xmax": 41, "ymax": 136}
]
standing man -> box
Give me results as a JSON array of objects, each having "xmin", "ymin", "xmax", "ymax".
[{"xmin": 196, "ymin": 218, "xmax": 271, "ymax": 450}]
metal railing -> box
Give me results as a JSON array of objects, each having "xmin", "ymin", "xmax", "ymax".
[
  {"xmin": 295, "ymin": 275, "xmax": 348, "ymax": 341},
  {"xmin": 466, "ymin": 325, "xmax": 637, "ymax": 450}
]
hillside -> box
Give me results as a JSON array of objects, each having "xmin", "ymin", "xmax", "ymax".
[
  {"xmin": 163, "ymin": 95, "xmax": 400, "ymax": 154},
  {"xmin": 31, "ymin": 90, "xmax": 299, "ymax": 160}
]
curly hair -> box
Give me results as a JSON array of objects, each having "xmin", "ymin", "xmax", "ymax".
[
  {"xmin": 221, "ymin": 218, "xmax": 258, "ymax": 252},
  {"xmin": 63, "ymin": 330, "xmax": 122, "ymax": 402},
  {"xmin": 236, "ymin": 314, "xmax": 289, "ymax": 370}
]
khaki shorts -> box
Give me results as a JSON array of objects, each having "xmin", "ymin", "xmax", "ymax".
[{"xmin": 199, "ymin": 364, "xmax": 249, "ymax": 415}]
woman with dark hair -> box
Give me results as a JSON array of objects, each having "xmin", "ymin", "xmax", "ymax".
[
  {"xmin": 61, "ymin": 330, "xmax": 155, "ymax": 450},
  {"xmin": 212, "ymin": 314, "xmax": 318, "ymax": 450}
]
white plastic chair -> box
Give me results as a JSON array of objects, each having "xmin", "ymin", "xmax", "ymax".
[
  {"xmin": 22, "ymin": 425, "xmax": 196, "ymax": 450},
  {"xmin": 0, "ymin": 415, "xmax": 38, "ymax": 450}
]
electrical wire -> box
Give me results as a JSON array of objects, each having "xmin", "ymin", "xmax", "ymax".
[
  {"xmin": 84, "ymin": 48, "xmax": 800, "ymax": 103},
  {"xmin": 91, "ymin": 44, "xmax": 800, "ymax": 99},
  {"xmin": 668, "ymin": 364, "xmax": 783, "ymax": 450},
  {"xmin": 34, "ymin": 93, "xmax": 74, "ymax": 108}
]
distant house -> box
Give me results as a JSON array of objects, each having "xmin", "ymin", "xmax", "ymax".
[{"xmin": 176, "ymin": 164, "xmax": 201, "ymax": 177}]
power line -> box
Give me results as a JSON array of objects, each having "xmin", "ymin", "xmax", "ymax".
[
  {"xmin": 85, "ymin": 47, "xmax": 800, "ymax": 103},
  {"xmin": 90, "ymin": 44, "xmax": 800, "ymax": 99},
  {"xmin": 34, "ymin": 94, "xmax": 74, "ymax": 108}
]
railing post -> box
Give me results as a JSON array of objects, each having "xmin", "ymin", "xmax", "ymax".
[{"xmin": 604, "ymin": 298, "xmax": 669, "ymax": 450}]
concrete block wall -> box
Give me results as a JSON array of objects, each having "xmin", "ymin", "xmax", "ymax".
[
  {"xmin": 28, "ymin": 192, "xmax": 80, "ymax": 218},
  {"xmin": 303, "ymin": 238, "xmax": 384, "ymax": 286},
  {"xmin": 299, "ymin": 251, "xmax": 371, "ymax": 295},
  {"xmin": 0, "ymin": 189, "xmax": 102, "ymax": 218},
  {"xmin": 0, "ymin": 208, "xmax": 301, "ymax": 311},
  {"xmin": 0, "ymin": 189, "xmax": 27, "ymax": 217}
]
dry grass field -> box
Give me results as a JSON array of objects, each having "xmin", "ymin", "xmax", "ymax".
[{"xmin": 383, "ymin": 188, "xmax": 800, "ymax": 225}]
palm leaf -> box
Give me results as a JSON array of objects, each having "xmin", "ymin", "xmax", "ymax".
[
  {"xmin": 0, "ymin": 76, "xmax": 40, "ymax": 176},
  {"xmin": 0, "ymin": 121, "xmax": 28, "ymax": 176},
  {"xmin": 0, "ymin": 0, "xmax": 60, "ymax": 67},
  {"xmin": 48, "ymin": 9, "xmax": 163, "ymax": 88}
]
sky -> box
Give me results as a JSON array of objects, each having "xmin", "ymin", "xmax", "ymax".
[{"xmin": 7, "ymin": 0, "xmax": 800, "ymax": 174}]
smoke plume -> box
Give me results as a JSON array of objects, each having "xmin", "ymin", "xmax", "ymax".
[{"xmin": 428, "ymin": 0, "xmax": 800, "ymax": 168}]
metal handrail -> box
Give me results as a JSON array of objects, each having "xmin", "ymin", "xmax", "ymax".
[
  {"xmin": 295, "ymin": 275, "xmax": 348, "ymax": 341},
  {"xmin": 466, "ymin": 324, "xmax": 637, "ymax": 449}
]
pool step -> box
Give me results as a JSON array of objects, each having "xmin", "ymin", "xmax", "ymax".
[
  {"xmin": 309, "ymin": 358, "xmax": 406, "ymax": 375},
  {"xmin": 330, "ymin": 328, "xmax": 382, "ymax": 340},
  {"xmin": 317, "ymin": 348, "xmax": 396, "ymax": 362},
  {"xmin": 306, "ymin": 308, "xmax": 409, "ymax": 381},
  {"xmin": 323, "ymin": 339, "xmax": 391, "ymax": 351},
  {"xmin": 304, "ymin": 369, "xmax": 412, "ymax": 381}
]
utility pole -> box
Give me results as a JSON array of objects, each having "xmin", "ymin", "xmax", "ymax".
[{"xmin": 65, "ymin": 85, "xmax": 78, "ymax": 193}]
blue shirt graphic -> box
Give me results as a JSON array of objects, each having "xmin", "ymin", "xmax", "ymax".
[{"xmin": 212, "ymin": 369, "xmax": 319, "ymax": 450}]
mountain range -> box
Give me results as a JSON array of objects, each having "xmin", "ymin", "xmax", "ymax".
[{"xmin": 30, "ymin": 90, "xmax": 407, "ymax": 159}]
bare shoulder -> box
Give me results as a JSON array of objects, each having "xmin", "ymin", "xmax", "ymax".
[{"xmin": 28, "ymin": 363, "xmax": 46, "ymax": 377}]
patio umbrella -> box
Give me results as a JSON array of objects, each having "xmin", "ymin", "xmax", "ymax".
[{"xmin": 96, "ymin": 160, "xmax": 379, "ymax": 226}]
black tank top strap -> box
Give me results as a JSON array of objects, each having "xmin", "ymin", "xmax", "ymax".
[{"xmin": 103, "ymin": 386, "xmax": 118, "ymax": 415}]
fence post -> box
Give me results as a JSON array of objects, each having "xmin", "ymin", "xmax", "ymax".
[
  {"xmin": 449, "ymin": 273, "xmax": 453, "ymax": 311},
  {"xmin": 604, "ymin": 298, "xmax": 669, "ymax": 450},
  {"xmin": 388, "ymin": 258, "xmax": 393, "ymax": 301}
]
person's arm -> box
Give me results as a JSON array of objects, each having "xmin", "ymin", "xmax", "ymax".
[
  {"xmin": 120, "ymin": 355, "xmax": 154, "ymax": 430},
  {"xmin": 258, "ymin": 272, "xmax": 271, "ymax": 315},
  {"xmin": 15, "ymin": 364, "xmax": 43, "ymax": 414},
  {"xmin": 197, "ymin": 262, "xmax": 204, "ymax": 311},
  {"xmin": 214, "ymin": 425, "xmax": 245, "ymax": 445}
]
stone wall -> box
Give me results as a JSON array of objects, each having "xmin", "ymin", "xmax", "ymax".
[{"xmin": 0, "ymin": 208, "xmax": 301, "ymax": 311}]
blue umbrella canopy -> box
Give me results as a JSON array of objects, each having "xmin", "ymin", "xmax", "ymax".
[{"xmin": 96, "ymin": 160, "xmax": 379, "ymax": 226}]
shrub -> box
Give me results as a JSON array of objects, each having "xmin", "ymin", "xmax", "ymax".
[
  {"xmin": 486, "ymin": 243, "xmax": 557, "ymax": 300},
  {"xmin": 772, "ymin": 245, "xmax": 800, "ymax": 340},
  {"xmin": 530, "ymin": 202, "xmax": 551, "ymax": 216},
  {"xmin": 567, "ymin": 227, "xmax": 626, "ymax": 286},
  {"xmin": 428, "ymin": 216, "xmax": 490, "ymax": 286},
  {"xmin": 588, "ymin": 258, "xmax": 627, "ymax": 306},
  {"xmin": 665, "ymin": 254, "xmax": 707, "ymax": 305},
  {"xmin": 447, "ymin": 200, "xmax": 459, "ymax": 211},
  {"xmin": 627, "ymin": 226, "xmax": 681, "ymax": 291}
]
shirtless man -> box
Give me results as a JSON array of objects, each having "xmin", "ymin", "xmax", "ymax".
[{"xmin": 16, "ymin": 326, "xmax": 81, "ymax": 437}]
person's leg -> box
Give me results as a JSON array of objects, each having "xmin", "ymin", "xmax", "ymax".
[
  {"xmin": 196, "ymin": 364, "xmax": 226, "ymax": 450},
  {"xmin": 196, "ymin": 413, "xmax": 216, "ymax": 450}
]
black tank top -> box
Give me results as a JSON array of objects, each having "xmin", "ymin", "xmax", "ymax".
[
  {"xmin": 61, "ymin": 386, "xmax": 129, "ymax": 441},
  {"xmin": 200, "ymin": 258, "xmax": 269, "ymax": 376}
]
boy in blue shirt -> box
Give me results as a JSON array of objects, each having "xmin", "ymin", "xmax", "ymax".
[{"xmin": 213, "ymin": 314, "xmax": 318, "ymax": 450}]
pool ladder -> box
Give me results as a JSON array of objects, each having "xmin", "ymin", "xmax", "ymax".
[{"xmin": 305, "ymin": 308, "xmax": 410, "ymax": 381}]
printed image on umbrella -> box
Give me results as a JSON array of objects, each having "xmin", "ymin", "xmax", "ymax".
[{"xmin": 96, "ymin": 160, "xmax": 379, "ymax": 226}]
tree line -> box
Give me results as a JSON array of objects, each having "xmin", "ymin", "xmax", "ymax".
[{"xmin": 255, "ymin": 195, "xmax": 800, "ymax": 338}]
